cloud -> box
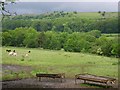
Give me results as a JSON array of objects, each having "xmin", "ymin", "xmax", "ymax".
[
  {"xmin": 5, "ymin": 2, "xmax": 118, "ymax": 15},
  {"xmin": 19, "ymin": 0, "xmax": 119, "ymax": 2}
]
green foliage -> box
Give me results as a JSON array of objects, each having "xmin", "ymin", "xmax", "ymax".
[
  {"xmin": 96, "ymin": 47, "xmax": 103, "ymax": 55},
  {"xmin": 94, "ymin": 36, "xmax": 119, "ymax": 57},
  {"xmin": 2, "ymin": 12, "xmax": 118, "ymax": 33},
  {"xmin": 2, "ymin": 19, "xmax": 31, "ymax": 31},
  {"xmin": 23, "ymin": 27, "xmax": 38, "ymax": 48},
  {"xmin": 111, "ymin": 37, "xmax": 120, "ymax": 57},
  {"xmin": 2, "ymin": 28, "xmax": 119, "ymax": 57},
  {"xmin": 64, "ymin": 32, "xmax": 91, "ymax": 52},
  {"xmin": 2, "ymin": 32, "xmax": 12, "ymax": 46},
  {"xmin": 1, "ymin": 11, "xmax": 119, "ymax": 57},
  {"xmin": 87, "ymin": 30, "xmax": 101, "ymax": 38},
  {"xmin": 93, "ymin": 18, "xmax": 118, "ymax": 33},
  {"xmin": 43, "ymin": 31, "xmax": 61, "ymax": 50},
  {"xmin": 37, "ymin": 32, "xmax": 46, "ymax": 48}
]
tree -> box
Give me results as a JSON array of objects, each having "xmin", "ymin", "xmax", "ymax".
[
  {"xmin": 23, "ymin": 27, "xmax": 38, "ymax": 48},
  {"xmin": 96, "ymin": 36, "xmax": 113, "ymax": 56},
  {"xmin": 98, "ymin": 11, "xmax": 101, "ymax": 13},
  {"xmin": 63, "ymin": 23, "xmax": 72, "ymax": 33},
  {"xmin": 2, "ymin": 31, "xmax": 12, "ymax": 46},
  {"xmin": 32, "ymin": 21, "xmax": 41, "ymax": 31},
  {"xmin": 63, "ymin": 32, "xmax": 91, "ymax": 52},
  {"xmin": 0, "ymin": 0, "xmax": 17, "ymax": 20},
  {"xmin": 111, "ymin": 37, "xmax": 120, "ymax": 57},
  {"xmin": 37, "ymin": 32, "xmax": 46, "ymax": 48},
  {"xmin": 43, "ymin": 31, "xmax": 61, "ymax": 50},
  {"xmin": 10, "ymin": 27, "xmax": 26, "ymax": 46},
  {"xmin": 87, "ymin": 30, "xmax": 101, "ymax": 38},
  {"xmin": 96, "ymin": 47, "xmax": 103, "ymax": 55},
  {"xmin": 73, "ymin": 11, "xmax": 77, "ymax": 14},
  {"xmin": 101, "ymin": 11, "xmax": 106, "ymax": 19}
]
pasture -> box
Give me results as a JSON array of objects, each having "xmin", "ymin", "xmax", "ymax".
[
  {"xmin": 102, "ymin": 33, "xmax": 119, "ymax": 40},
  {"xmin": 2, "ymin": 46, "xmax": 118, "ymax": 80}
]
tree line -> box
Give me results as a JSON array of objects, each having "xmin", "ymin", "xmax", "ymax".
[
  {"xmin": 2, "ymin": 27, "xmax": 120, "ymax": 57},
  {"xmin": 2, "ymin": 12, "xmax": 118, "ymax": 33}
]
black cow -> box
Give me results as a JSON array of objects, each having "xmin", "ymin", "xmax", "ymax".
[{"xmin": 6, "ymin": 49, "xmax": 11, "ymax": 52}]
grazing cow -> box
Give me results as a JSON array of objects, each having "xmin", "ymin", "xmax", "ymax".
[
  {"xmin": 24, "ymin": 51, "xmax": 31, "ymax": 57},
  {"xmin": 9, "ymin": 50, "xmax": 17, "ymax": 56},
  {"xmin": 6, "ymin": 49, "xmax": 11, "ymax": 52},
  {"xmin": 13, "ymin": 52, "xmax": 17, "ymax": 56},
  {"xmin": 9, "ymin": 51, "xmax": 14, "ymax": 56},
  {"xmin": 13, "ymin": 50, "xmax": 17, "ymax": 56},
  {"xmin": 25, "ymin": 53, "xmax": 28, "ymax": 57},
  {"xmin": 13, "ymin": 50, "xmax": 15, "ymax": 52}
]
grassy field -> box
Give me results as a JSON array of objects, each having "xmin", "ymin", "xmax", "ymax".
[
  {"xmin": 102, "ymin": 33, "xmax": 119, "ymax": 40},
  {"xmin": 30, "ymin": 12, "xmax": 118, "ymax": 21},
  {"xmin": 2, "ymin": 46, "xmax": 118, "ymax": 80},
  {"xmin": 102, "ymin": 33, "xmax": 119, "ymax": 37}
]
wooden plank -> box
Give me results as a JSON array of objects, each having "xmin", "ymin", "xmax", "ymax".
[
  {"xmin": 75, "ymin": 74, "xmax": 116, "ymax": 86},
  {"xmin": 36, "ymin": 73, "xmax": 65, "ymax": 82}
]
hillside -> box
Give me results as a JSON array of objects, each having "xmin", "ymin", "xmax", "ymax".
[
  {"xmin": 2, "ymin": 47, "xmax": 118, "ymax": 80},
  {"xmin": 2, "ymin": 12, "xmax": 118, "ymax": 33}
]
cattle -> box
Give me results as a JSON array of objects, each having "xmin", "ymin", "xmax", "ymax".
[
  {"xmin": 25, "ymin": 53, "xmax": 28, "ymax": 57},
  {"xmin": 25, "ymin": 51, "xmax": 31, "ymax": 57},
  {"xmin": 8, "ymin": 50, "xmax": 17, "ymax": 56},
  {"xmin": 13, "ymin": 52, "xmax": 17, "ymax": 56},
  {"xmin": 28, "ymin": 51, "xmax": 31, "ymax": 53},
  {"xmin": 9, "ymin": 51, "xmax": 14, "ymax": 56},
  {"xmin": 6, "ymin": 49, "xmax": 11, "ymax": 52},
  {"xmin": 13, "ymin": 50, "xmax": 15, "ymax": 52}
]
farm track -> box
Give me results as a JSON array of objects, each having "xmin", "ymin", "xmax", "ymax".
[
  {"xmin": 2, "ymin": 78, "xmax": 85, "ymax": 88},
  {"xmin": 2, "ymin": 64, "xmax": 33, "ymax": 73},
  {"xmin": 2, "ymin": 77, "xmax": 118, "ymax": 88},
  {"xmin": 1, "ymin": 64, "xmax": 118, "ymax": 88}
]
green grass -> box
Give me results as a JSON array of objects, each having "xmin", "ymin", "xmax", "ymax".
[
  {"xmin": 2, "ymin": 71, "xmax": 33, "ymax": 81},
  {"xmin": 2, "ymin": 46, "xmax": 118, "ymax": 80},
  {"xmin": 28, "ymin": 12, "xmax": 118, "ymax": 21},
  {"xmin": 80, "ymin": 83, "xmax": 112, "ymax": 88},
  {"xmin": 71, "ymin": 12, "xmax": 117, "ymax": 19},
  {"xmin": 102, "ymin": 33, "xmax": 119, "ymax": 37},
  {"xmin": 102, "ymin": 33, "xmax": 119, "ymax": 40},
  {"xmin": 74, "ymin": 12, "xmax": 101, "ymax": 19}
]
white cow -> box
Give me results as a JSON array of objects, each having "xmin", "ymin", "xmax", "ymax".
[
  {"xmin": 9, "ymin": 51, "xmax": 14, "ymax": 56},
  {"xmin": 13, "ymin": 52, "xmax": 17, "ymax": 56},
  {"xmin": 8, "ymin": 50, "xmax": 17, "ymax": 56},
  {"xmin": 25, "ymin": 53, "xmax": 28, "ymax": 57}
]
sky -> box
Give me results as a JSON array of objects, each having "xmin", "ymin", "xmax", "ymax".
[
  {"xmin": 0, "ymin": 0, "xmax": 119, "ymax": 2},
  {"xmin": 2, "ymin": 0, "xmax": 119, "ymax": 15},
  {"xmin": 18, "ymin": 0, "xmax": 119, "ymax": 2}
]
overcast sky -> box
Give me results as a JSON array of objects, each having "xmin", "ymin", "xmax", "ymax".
[
  {"xmin": 0, "ymin": 0, "xmax": 119, "ymax": 2},
  {"xmin": 18, "ymin": 0, "xmax": 119, "ymax": 2},
  {"xmin": 4, "ymin": 1, "xmax": 119, "ymax": 15}
]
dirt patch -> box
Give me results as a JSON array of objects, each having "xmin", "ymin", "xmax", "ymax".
[
  {"xmin": 2, "ymin": 78, "xmax": 118, "ymax": 88},
  {"xmin": 2, "ymin": 64, "xmax": 33, "ymax": 75},
  {"xmin": 2, "ymin": 78, "xmax": 89, "ymax": 88},
  {"xmin": 2, "ymin": 64, "xmax": 33, "ymax": 72},
  {"xmin": 1, "ymin": 64, "xmax": 118, "ymax": 88}
]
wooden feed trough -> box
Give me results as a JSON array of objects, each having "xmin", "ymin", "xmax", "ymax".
[
  {"xmin": 36, "ymin": 73, "xmax": 65, "ymax": 82},
  {"xmin": 75, "ymin": 73, "xmax": 116, "ymax": 87}
]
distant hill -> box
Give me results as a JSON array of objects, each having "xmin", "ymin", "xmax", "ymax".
[{"xmin": 2, "ymin": 12, "xmax": 118, "ymax": 33}]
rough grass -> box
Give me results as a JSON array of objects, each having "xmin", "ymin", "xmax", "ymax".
[
  {"xmin": 70, "ymin": 12, "xmax": 117, "ymax": 19},
  {"xmin": 80, "ymin": 83, "xmax": 112, "ymax": 88},
  {"xmin": 2, "ymin": 46, "xmax": 118, "ymax": 80},
  {"xmin": 101, "ymin": 33, "xmax": 119, "ymax": 40}
]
